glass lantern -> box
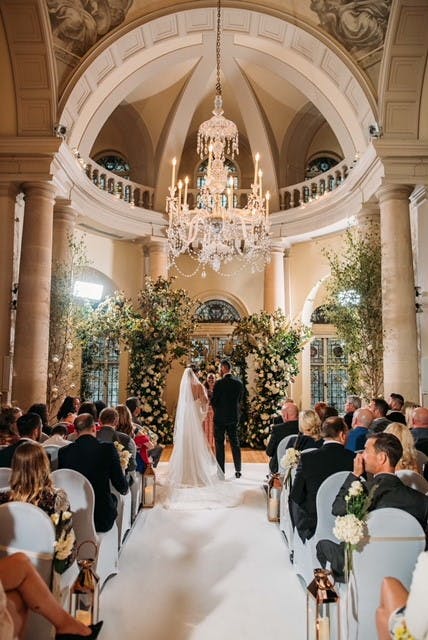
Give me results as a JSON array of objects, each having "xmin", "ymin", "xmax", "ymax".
[
  {"xmin": 142, "ymin": 463, "xmax": 156, "ymax": 508},
  {"xmin": 70, "ymin": 542, "xmax": 99, "ymax": 625},
  {"xmin": 307, "ymin": 568, "xmax": 340, "ymax": 640},
  {"xmin": 267, "ymin": 473, "xmax": 282, "ymax": 522}
]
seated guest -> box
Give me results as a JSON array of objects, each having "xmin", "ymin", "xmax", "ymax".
[
  {"xmin": 0, "ymin": 553, "xmax": 103, "ymax": 639},
  {"xmin": 97, "ymin": 407, "xmax": 136, "ymax": 472},
  {"xmin": 58, "ymin": 413, "xmax": 128, "ymax": 533},
  {"xmin": 286, "ymin": 409, "xmax": 323, "ymax": 452},
  {"xmin": 0, "ymin": 407, "xmax": 21, "ymax": 448},
  {"xmin": 93, "ymin": 400, "xmax": 106, "ymax": 421},
  {"xmin": 125, "ymin": 396, "xmax": 164, "ymax": 467},
  {"xmin": 56, "ymin": 396, "xmax": 78, "ymax": 433},
  {"xmin": 387, "ymin": 392, "xmax": 406, "ymax": 424},
  {"xmin": 316, "ymin": 433, "xmax": 428, "ymax": 581},
  {"xmin": 345, "ymin": 407, "xmax": 373, "ymax": 452},
  {"xmin": 0, "ymin": 413, "xmax": 42, "ymax": 467},
  {"xmin": 0, "ymin": 442, "xmax": 75, "ymax": 573},
  {"xmin": 343, "ymin": 395, "xmax": 361, "ymax": 429},
  {"xmin": 266, "ymin": 401, "xmax": 299, "ymax": 473},
  {"xmin": 27, "ymin": 403, "xmax": 51, "ymax": 437},
  {"xmin": 411, "ymin": 407, "xmax": 428, "ymax": 443},
  {"xmin": 369, "ymin": 398, "xmax": 392, "ymax": 433},
  {"xmin": 289, "ymin": 416, "xmax": 354, "ymax": 542},
  {"xmin": 384, "ymin": 422, "xmax": 421, "ymax": 473},
  {"xmin": 42, "ymin": 424, "xmax": 71, "ymax": 448},
  {"xmin": 67, "ymin": 403, "xmax": 99, "ymax": 442},
  {"xmin": 376, "ymin": 551, "xmax": 428, "ymax": 640}
]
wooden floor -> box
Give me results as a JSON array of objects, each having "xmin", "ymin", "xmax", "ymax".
[{"xmin": 161, "ymin": 443, "xmax": 268, "ymax": 463}]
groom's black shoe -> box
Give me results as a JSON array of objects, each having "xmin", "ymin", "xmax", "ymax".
[{"xmin": 235, "ymin": 471, "xmax": 242, "ymax": 478}]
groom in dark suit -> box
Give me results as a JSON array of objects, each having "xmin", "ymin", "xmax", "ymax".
[{"xmin": 211, "ymin": 359, "xmax": 244, "ymax": 478}]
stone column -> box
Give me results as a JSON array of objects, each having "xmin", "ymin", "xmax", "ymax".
[
  {"xmin": 377, "ymin": 184, "xmax": 419, "ymax": 401},
  {"xmin": 52, "ymin": 199, "xmax": 78, "ymax": 266},
  {"xmin": 145, "ymin": 237, "xmax": 169, "ymax": 280},
  {"xmin": 0, "ymin": 184, "xmax": 18, "ymax": 402},
  {"xmin": 264, "ymin": 243, "xmax": 285, "ymax": 313},
  {"xmin": 13, "ymin": 182, "xmax": 56, "ymax": 406}
]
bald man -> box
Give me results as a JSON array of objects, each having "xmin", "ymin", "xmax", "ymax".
[
  {"xmin": 345, "ymin": 407, "xmax": 373, "ymax": 452},
  {"xmin": 266, "ymin": 401, "xmax": 299, "ymax": 473},
  {"xmin": 411, "ymin": 407, "xmax": 428, "ymax": 443}
]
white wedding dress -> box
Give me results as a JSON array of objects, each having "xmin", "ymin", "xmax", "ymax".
[{"xmin": 163, "ymin": 367, "xmax": 240, "ymax": 509}]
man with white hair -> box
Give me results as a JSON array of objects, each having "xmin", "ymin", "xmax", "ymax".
[{"xmin": 344, "ymin": 395, "xmax": 361, "ymax": 429}]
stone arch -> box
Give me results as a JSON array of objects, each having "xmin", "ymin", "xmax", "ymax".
[{"xmin": 58, "ymin": 7, "xmax": 376, "ymax": 211}]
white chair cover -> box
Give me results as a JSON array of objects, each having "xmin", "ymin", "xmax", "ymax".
[
  {"xmin": 0, "ymin": 502, "xmax": 56, "ymax": 640},
  {"xmin": 0, "ymin": 468, "xmax": 11, "ymax": 490},
  {"xmin": 129, "ymin": 471, "xmax": 142, "ymax": 521},
  {"xmin": 111, "ymin": 484, "xmax": 132, "ymax": 545},
  {"xmin": 51, "ymin": 469, "xmax": 119, "ymax": 589},
  {"xmin": 340, "ymin": 508, "xmax": 426, "ymax": 640},
  {"xmin": 293, "ymin": 471, "xmax": 350, "ymax": 586},
  {"xmin": 396, "ymin": 469, "xmax": 428, "ymax": 493},
  {"xmin": 43, "ymin": 445, "xmax": 61, "ymax": 471}
]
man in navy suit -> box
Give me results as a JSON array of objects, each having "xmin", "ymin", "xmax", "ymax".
[
  {"xmin": 289, "ymin": 416, "xmax": 355, "ymax": 542},
  {"xmin": 58, "ymin": 413, "xmax": 128, "ymax": 532},
  {"xmin": 211, "ymin": 359, "xmax": 244, "ymax": 478}
]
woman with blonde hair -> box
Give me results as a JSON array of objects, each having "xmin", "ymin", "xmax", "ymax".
[
  {"xmin": 0, "ymin": 442, "xmax": 75, "ymax": 575},
  {"xmin": 286, "ymin": 409, "xmax": 323, "ymax": 451},
  {"xmin": 384, "ymin": 422, "xmax": 421, "ymax": 473}
]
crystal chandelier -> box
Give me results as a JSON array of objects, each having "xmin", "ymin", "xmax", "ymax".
[{"xmin": 166, "ymin": 0, "xmax": 271, "ymax": 276}]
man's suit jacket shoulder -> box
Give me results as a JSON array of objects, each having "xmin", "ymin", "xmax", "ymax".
[{"xmin": 0, "ymin": 441, "xmax": 21, "ymax": 467}]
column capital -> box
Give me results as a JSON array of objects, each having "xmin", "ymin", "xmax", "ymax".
[
  {"xmin": 376, "ymin": 184, "xmax": 414, "ymax": 205},
  {"xmin": 22, "ymin": 181, "xmax": 56, "ymax": 202},
  {"xmin": 54, "ymin": 198, "xmax": 78, "ymax": 225}
]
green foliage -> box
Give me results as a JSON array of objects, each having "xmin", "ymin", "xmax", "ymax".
[
  {"xmin": 323, "ymin": 225, "xmax": 383, "ymax": 399},
  {"xmin": 79, "ymin": 278, "xmax": 196, "ymax": 443},
  {"xmin": 48, "ymin": 236, "xmax": 89, "ymax": 420},
  {"xmin": 232, "ymin": 310, "xmax": 310, "ymax": 448}
]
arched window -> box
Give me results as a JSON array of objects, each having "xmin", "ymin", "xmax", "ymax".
[
  {"xmin": 305, "ymin": 156, "xmax": 338, "ymax": 180},
  {"xmin": 196, "ymin": 158, "xmax": 239, "ymax": 208},
  {"xmin": 195, "ymin": 299, "xmax": 241, "ymax": 323},
  {"xmin": 95, "ymin": 153, "xmax": 130, "ymax": 179}
]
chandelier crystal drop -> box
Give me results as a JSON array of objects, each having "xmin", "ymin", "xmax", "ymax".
[{"xmin": 166, "ymin": 0, "xmax": 271, "ymax": 274}]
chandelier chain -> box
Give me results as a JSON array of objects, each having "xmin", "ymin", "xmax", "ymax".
[{"xmin": 215, "ymin": 0, "xmax": 222, "ymax": 96}]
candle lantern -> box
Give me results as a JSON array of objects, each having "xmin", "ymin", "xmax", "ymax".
[
  {"xmin": 307, "ymin": 568, "xmax": 340, "ymax": 640},
  {"xmin": 70, "ymin": 542, "xmax": 99, "ymax": 625},
  {"xmin": 267, "ymin": 473, "xmax": 282, "ymax": 522},
  {"xmin": 142, "ymin": 463, "xmax": 156, "ymax": 508}
]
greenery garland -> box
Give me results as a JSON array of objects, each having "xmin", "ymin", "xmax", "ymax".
[{"xmin": 232, "ymin": 310, "xmax": 310, "ymax": 448}]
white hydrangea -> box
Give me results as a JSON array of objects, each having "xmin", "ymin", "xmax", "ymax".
[
  {"xmin": 281, "ymin": 447, "xmax": 301, "ymax": 469},
  {"xmin": 348, "ymin": 480, "xmax": 364, "ymax": 497},
  {"xmin": 333, "ymin": 514, "xmax": 365, "ymax": 545}
]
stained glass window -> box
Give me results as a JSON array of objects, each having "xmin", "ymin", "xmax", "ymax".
[
  {"xmin": 96, "ymin": 155, "xmax": 130, "ymax": 178},
  {"xmin": 305, "ymin": 156, "xmax": 338, "ymax": 180},
  {"xmin": 195, "ymin": 300, "xmax": 241, "ymax": 323}
]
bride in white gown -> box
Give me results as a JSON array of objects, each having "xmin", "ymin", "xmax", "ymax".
[{"xmin": 164, "ymin": 367, "xmax": 240, "ymax": 509}]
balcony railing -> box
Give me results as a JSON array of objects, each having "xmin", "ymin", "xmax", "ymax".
[
  {"xmin": 279, "ymin": 157, "xmax": 355, "ymax": 210},
  {"xmin": 77, "ymin": 152, "xmax": 356, "ymax": 214}
]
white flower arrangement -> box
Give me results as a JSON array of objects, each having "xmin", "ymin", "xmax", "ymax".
[
  {"xmin": 114, "ymin": 441, "xmax": 131, "ymax": 471},
  {"xmin": 55, "ymin": 528, "xmax": 76, "ymax": 560},
  {"xmin": 333, "ymin": 513, "xmax": 365, "ymax": 545},
  {"xmin": 50, "ymin": 510, "xmax": 76, "ymax": 574},
  {"xmin": 280, "ymin": 447, "xmax": 301, "ymax": 469}
]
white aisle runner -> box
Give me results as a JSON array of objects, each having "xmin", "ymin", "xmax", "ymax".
[{"xmin": 99, "ymin": 463, "xmax": 306, "ymax": 640}]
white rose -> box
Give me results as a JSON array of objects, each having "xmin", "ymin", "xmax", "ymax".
[{"xmin": 348, "ymin": 481, "xmax": 364, "ymax": 497}]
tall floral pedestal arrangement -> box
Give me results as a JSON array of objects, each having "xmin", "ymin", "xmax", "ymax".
[
  {"xmin": 79, "ymin": 277, "xmax": 196, "ymax": 444},
  {"xmin": 232, "ymin": 310, "xmax": 310, "ymax": 448}
]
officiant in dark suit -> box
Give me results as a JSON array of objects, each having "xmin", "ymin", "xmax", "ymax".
[{"xmin": 211, "ymin": 359, "xmax": 244, "ymax": 478}]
